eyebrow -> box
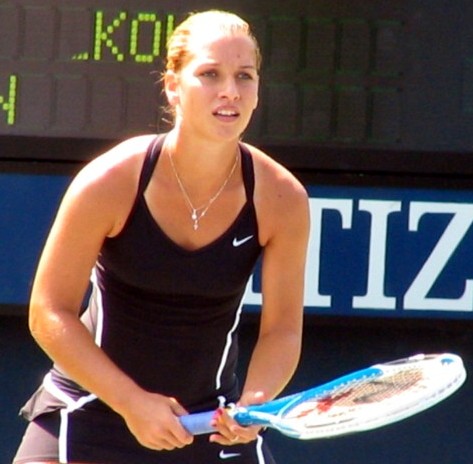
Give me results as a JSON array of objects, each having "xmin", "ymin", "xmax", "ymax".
[
  {"xmin": 199, "ymin": 61, "xmax": 256, "ymax": 68},
  {"xmin": 196, "ymin": 62, "xmax": 258, "ymax": 72}
]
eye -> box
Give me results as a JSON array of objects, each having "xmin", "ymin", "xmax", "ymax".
[
  {"xmin": 237, "ymin": 69, "xmax": 258, "ymax": 81},
  {"xmin": 238, "ymin": 72, "xmax": 253, "ymax": 80},
  {"xmin": 200, "ymin": 69, "xmax": 218, "ymax": 78}
]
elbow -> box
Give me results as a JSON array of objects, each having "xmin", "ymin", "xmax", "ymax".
[
  {"xmin": 28, "ymin": 300, "xmax": 62, "ymax": 349},
  {"xmin": 28, "ymin": 301, "xmax": 47, "ymax": 344}
]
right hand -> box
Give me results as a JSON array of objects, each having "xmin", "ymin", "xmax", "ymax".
[{"xmin": 119, "ymin": 390, "xmax": 194, "ymax": 451}]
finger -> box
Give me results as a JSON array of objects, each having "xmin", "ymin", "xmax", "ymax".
[
  {"xmin": 209, "ymin": 420, "xmax": 260, "ymax": 446},
  {"xmin": 168, "ymin": 398, "xmax": 193, "ymax": 444},
  {"xmin": 169, "ymin": 396, "xmax": 189, "ymax": 417},
  {"xmin": 140, "ymin": 417, "xmax": 193, "ymax": 450},
  {"xmin": 209, "ymin": 429, "xmax": 256, "ymax": 446},
  {"xmin": 210, "ymin": 408, "xmax": 235, "ymax": 436},
  {"xmin": 146, "ymin": 428, "xmax": 193, "ymax": 451},
  {"xmin": 170, "ymin": 416, "xmax": 194, "ymax": 445},
  {"xmin": 230, "ymin": 424, "xmax": 260, "ymax": 442},
  {"xmin": 209, "ymin": 432, "xmax": 241, "ymax": 446},
  {"xmin": 138, "ymin": 433, "xmax": 175, "ymax": 451}
]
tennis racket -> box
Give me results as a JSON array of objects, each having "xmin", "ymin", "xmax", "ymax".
[{"xmin": 180, "ymin": 353, "xmax": 466, "ymax": 439}]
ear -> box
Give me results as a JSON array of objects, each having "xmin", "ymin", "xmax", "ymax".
[{"xmin": 164, "ymin": 70, "xmax": 180, "ymax": 107}]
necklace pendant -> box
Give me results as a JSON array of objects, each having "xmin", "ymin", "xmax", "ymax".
[{"xmin": 168, "ymin": 148, "xmax": 240, "ymax": 233}]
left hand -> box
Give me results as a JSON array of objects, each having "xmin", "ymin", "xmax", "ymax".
[{"xmin": 209, "ymin": 391, "xmax": 266, "ymax": 446}]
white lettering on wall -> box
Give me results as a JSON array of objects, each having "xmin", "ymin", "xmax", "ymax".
[
  {"xmin": 305, "ymin": 198, "xmax": 353, "ymax": 307},
  {"xmin": 352, "ymin": 200, "xmax": 402, "ymax": 310},
  {"xmin": 243, "ymin": 197, "xmax": 473, "ymax": 314},
  {"xmin": 404, "ymin": 202, "xmax": 473, "ymax": 311}
]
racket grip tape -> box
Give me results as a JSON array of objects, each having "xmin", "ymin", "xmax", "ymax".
[{"xmin": 180, "ymin": 411, "xmax": 216, "ymax": 435}]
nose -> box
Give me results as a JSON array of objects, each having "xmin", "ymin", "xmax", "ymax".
[{"xmin": 218, "ymin": 77, "xmax": 240, "ymax": 101}]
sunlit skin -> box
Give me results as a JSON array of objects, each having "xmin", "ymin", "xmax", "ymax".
[
  {"xmin": 21, "ymin": 15, "xmax": 309, "ymax": 461},
  {"xmin": 165, "ymin": 32, "xmax": 259, "ymax": 145},
  {"xmin": 163, "ymin": 32, "xmax": 265, "ymax": 445}
]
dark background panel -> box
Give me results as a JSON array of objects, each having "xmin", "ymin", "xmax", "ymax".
[
  {"xmin": 0, "ymin": 1, "xmax": 472, "ymax": 153},
  {"xmin": 1, "ymin": 315, "xmax": 471, "ymax": 464}
]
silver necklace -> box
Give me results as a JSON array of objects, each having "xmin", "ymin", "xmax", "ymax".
[{"xmin": 168, "ymin": 149, "xmax": 240, "ymax": 231}]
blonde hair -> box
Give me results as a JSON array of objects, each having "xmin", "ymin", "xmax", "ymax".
[{"xmin": 165, "ymin": 10, "xmax": 262, "ymax": 74}]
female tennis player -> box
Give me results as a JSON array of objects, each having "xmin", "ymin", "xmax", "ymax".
[{"xmin": 13, "ymin": 10, "xmax": 310, "ymax": 464}]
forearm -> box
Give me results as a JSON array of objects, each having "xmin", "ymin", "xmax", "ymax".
[
  {"xmin": 242, "ymin": 328, "xmax": 302, "ymax": 402},
  {"xmin": 30, "ymin": 306, "xmax": 142, "ymax": 415}
]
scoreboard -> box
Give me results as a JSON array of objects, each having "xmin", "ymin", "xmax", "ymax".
[{"xmin": 2, "ymin": 0, "xmax": 472, "ymax": 158}]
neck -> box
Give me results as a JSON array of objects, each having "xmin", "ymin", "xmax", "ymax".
[
  {"xmin": 163, "ymin": 128, "xmax": 242, "ymax": 208},
  {"xmin": 165, "ymin": 127, "xmax": 241, "ymax": 178},
  {"xmin": 164, "ymin": 128, "xmax": 241, "ymax": 231}
]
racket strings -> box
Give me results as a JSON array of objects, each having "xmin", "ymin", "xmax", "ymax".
[
  {"xmin": 262, "ymin": 355, "xmax": 465, "ymax": 439},
  {"xmin": 350, "ymin": 368, "xmax": 423, "ymax": 404},
  {"xmin": 287, "ymin": 368, "xmax": 424, "ymax": 420}
]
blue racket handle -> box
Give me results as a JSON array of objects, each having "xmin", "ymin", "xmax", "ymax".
[{"xmin": 180, "ymin": 411, "xmax": 216, "ymax": 435}]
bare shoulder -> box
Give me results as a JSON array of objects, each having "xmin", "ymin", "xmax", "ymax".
[
  {"xmin": 73, "ymin": 134, "xmax": 156, "ymax": 189},
  {"xmin": 63, "ymin": 134, "xmax": 157, "ymax": 236},
  {"xmin": 244, "ymin": 143, "xmax": 308, "ymax": 208},
  {"xmin": 243, "ymin": 143, "xmax": 309, "ymax": 244}
]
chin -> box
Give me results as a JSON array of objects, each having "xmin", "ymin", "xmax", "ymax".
[{"xmin": 211, "ymin": 127, "xmax": 246, "ymax": 143}]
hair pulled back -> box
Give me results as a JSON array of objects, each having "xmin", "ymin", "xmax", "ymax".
[{"xmin": 165, "ymin": 10, "xmax": 262, "ymax": 74}]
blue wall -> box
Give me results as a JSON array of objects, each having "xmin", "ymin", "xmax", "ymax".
[
  {"xmin": 1, "ymin": 174, "xmax": 473, "ymax": 463},
  {"xmin": 0, "ymin": 173, "xmax": 69, "ymax": 305},
  {"xmin": 4, "ymin": 174, "xmax": 473, "ymax": 320}
]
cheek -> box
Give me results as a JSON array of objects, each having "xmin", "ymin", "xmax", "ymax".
[
  {"xmin": 190, "ymin": 86, "xmax": 217, "ymax": 111},
  {"xmin": 245, "ymin": 84, "xmax": 259, "ymax": 110},
  {"xmin": 175, "ymin": 85, "xmax": 207, "ymax": 116},
  {"xmin": 253, "ymin": 90, "xmax": 259, "ymax": 109}
]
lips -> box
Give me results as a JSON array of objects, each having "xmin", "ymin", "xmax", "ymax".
[{"xmin": 213, "ymin": 107, "xmax": 240, "ymax": 120}]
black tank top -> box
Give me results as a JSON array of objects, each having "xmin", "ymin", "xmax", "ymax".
[{"xmin": 75, "ymin": 135, "xmax": 262, "ymax": 411}]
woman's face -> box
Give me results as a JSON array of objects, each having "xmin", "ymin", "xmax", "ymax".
[{"xmin": 166, "ymin": 31, "xmax": 259, "ymax": 142}]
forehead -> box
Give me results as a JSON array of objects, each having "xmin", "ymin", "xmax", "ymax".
[{"xmin": 186, "ymin": 31, "xmax": 257, "ymax": 65}]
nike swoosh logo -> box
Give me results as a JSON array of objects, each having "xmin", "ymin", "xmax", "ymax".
[
  {"xmin": 232, "ymin": 235, "xmax": 254, "ymax": 247},
  {"xmin": 219, "ymin": 450, "xmax": 242, "ymax": 460}
]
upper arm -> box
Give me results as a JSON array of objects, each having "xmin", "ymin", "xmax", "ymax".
[
  {"xmin": 29, "ymin": 143, "xmax": 144, "ymax": 323},
  {"xmin": 31, "ymin": 176, "xmax": 114, "ymax": 314},
  {"xmin": 254, "ymin": 155, "xmax": 310, "ymax": 336}
]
